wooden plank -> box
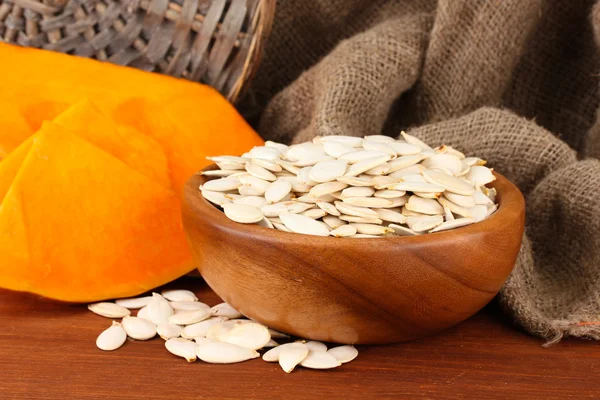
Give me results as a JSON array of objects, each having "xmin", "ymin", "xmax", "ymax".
[{"xmin": 0, "ymin": 278, "xmax": 598, "ymax": 400}]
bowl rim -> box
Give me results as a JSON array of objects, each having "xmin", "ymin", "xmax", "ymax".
[{"xmin": 184, "ymin": 164, "xmax": 525, "ymax": 244}]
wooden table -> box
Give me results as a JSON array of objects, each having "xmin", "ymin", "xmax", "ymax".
[{"xmin": 1, "ymin": 278, "xmax": 598, "ymax": 400}]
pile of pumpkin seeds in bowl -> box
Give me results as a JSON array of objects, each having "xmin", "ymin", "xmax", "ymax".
[
  {"xmin": 90, "ymin": 290, "xmax": 357, "ymax": 373},
  {"xmin": 200, "ymin": 132, "xmax": 498, "ymax": 237}
]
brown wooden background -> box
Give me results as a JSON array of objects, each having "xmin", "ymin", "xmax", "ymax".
[{"xmin": 1, "ymin": 278, "xmax": 598, "ymax": 400}]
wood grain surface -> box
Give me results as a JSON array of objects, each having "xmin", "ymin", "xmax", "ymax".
[
  {"xmin": 0, "ymin": 278, "xmax": 598, "ymax": 400},
  {"xmin": 183, "ymin": 170, "xmax": 525, "ymax": 344}
]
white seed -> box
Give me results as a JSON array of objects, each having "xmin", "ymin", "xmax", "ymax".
[
  {"xmin": 279, "ymin": 343, "xmax": 310, "ymax": 373},
  {"xmin": 387, "ymin": 181, "xmax": 445, "ymax": 193},
  {"xmin": 308, "ymin": 181, "xmax": 348, "ymax": 197},
  {"xmin": 406, "ymin": 215, "xmax": 444, "ymax": 232},
  {"xmin": 301, "ymin": 208, "xmax": 328, "ymax": 219},
  {"xmin": 388, "ymin": 224, "xmax": 420, "ymax": 236},
  {"xmin": 211, "ymin": 303, "xmax": 243, "ymax": 319},
  {"xmin": 233, "ymin": 196, "xmax": 267, "ymax": 209},
  {"xmin": 262, "ymin": 342, "xmax": 303, "ymax": 362},
  {"xmin": 268, "ymin": 328, "xmax": 290, "ymax": 339},
  {"xmin": 238, "ymin": 185, "xmax": 262, "ymax": 196},
  {"xmin": 285, "ymin": 143, "xmax": 326, "ymax": 161},
  {"xmin": 334, "ymin": 201, "xmax": 378, "ymax": 217},
  {"xmin": 294, "ymin": 154, "xmax": 334, "ymax": 167},
  {"xmin": 201, "ymin": 189, "xmax": 232, "ymax": 206},
  {"xmin": 402, "ymin": 207, "xmax": 426, "ymax": 217},
  {"xmin": 388, "ymin": 164, "xmax": 425, "ymax": 179},
  {"xmin": 122, "ymin": 316, "xmax": 156, "ymax": 340},
  {"xmin": 216, "ymin": 161, "xmax": 245, "ymax": 170},
  {"xmin": 88, "ymin": 302, "xmax": 131, "ymax": 318},
  {"xmin": 400, "ymin": 131, "xmax": 432, "ymax": 150},
  {"xmin": 146, "ymin": 293, "xmax": 174, "ymax": 325},
  {"xmin": 252, "ymin": 158, "xmax": 282, "ymax": 172},
  {"xmin": 351, "ymin": 223, "xmax": 394, "ymax": 235},
  {"xmin": 389, "ymin": 142, "xmax": 422, "ymax": 155},
  {"xmin": 219, "ymin": 323, "xmax": 271, "ymax": 350},
  {"xmin": 316, "ymin": 201, "xmax": 341, "ymax": 216},
  {"xmin": 343, "ymin": 197, "xmax": 393, "ymax": 208},
  {"xmin": 257, "ymin": 217, "xmax": 275, "ymax": 229},
  {"xmin": 444, "ymin": 192, "xmax": 476, "ymax": 208},
  {"xmin": 300, "ymin": 351, "xmax": 341, "ymax": 369},
  {"xmin": 223, "ymin": 203, "xmax": 264, "ymax": 224},
  {"xmin": 273, "ymin": 222, "xmax": 292, "ymax": 232},
  {"xmin": 443, "ymin": 204, "xmax": 455, "ymax": 221},
  {"xmin": 422, "ymin": 154, "xmax": 462, "ymax": 175},
  {"xmin": 374, "ymin": 208, "xmax": 406, "ymax": 224},
  {"xmin": 322, "ymin": 215, "xmax": 346, "ymax": 229},
  {"xmin": 327, "ymin": 345, "xmax": 358, "ymax": 363},
  {"xmin": 261, "ymin": 201, "xmax": 313, "ymax": 217},
  {"xmin": 430, "ymin": 218, "xmax": 475, "ymax": 232},
  {"xmin": 337, "ymin": 176, "xmax": 374, "ymax": 187},
  {"xmin": 345, "ymin": 155, "xmax": 392, "ymax": 177},
  {"xmin": 464, "ymin": 156, "xmax": 487, "ymax": 166},
  {"xmin": 238, "ymin": 174, "xmax": 270, "ymax": 194},
  {"xmin": 401, "ymin": 173, "xmax": 427, "ymax": 182},
  {"xmin": 438, "ymin": 196, "xmax": 472, "ymax": 218},
  {"xmin": 473, "ymin": 190, "xmax": 494, "ymax": 205},
  {"xmin": 469, "ymin": 205, "xmax": 489, "ymax": 222},
  {"xmin": 201, "ymin": 169, "xmax": 238, "ymax": 177},
  {"xmin": 137, "ymin": 306, "xmax": 150, "ymax": 320},
  {"xmin": 169, "ymin": 309, "xmax": 212, "ymax": 325},
  {"xmin": 422, "ymin": 169, "xmax": 475, "ymax": 195},
  {"xmin": 341, "ymin": 186, "xmax": 375, "ymax": 198},
  {"xmin": 364, "ymin": 135, "xmax": 396, "ymax": 143},
  {"xmin": 194, "ymin": 337, "xmax": 215, "ymax": 346},
  {"xmin": 373, "ymin": 189, "xmax": 406, "ymax": 199},
  {"xmin": 161, "ymin": 289, "xmax": 197, "ymax": 302},
  {"xmin": 157, "ymin": 323, "xmax": 183, "ymax": 340},
  {"xmin": 405, "ymin": 196, "xmax": 444, "ymax": 215},
  {"xmin": 413, "ymin": 191, "xmax": 442, "ymax": 199},
  {"xmin": 309, "ymin": 159, "xmax": 348, "ymax": 182},
  {"xmin": 170, "ymin": 301, "xmax": 211, "ymax": 311},
  {"xmin": 299, "ymin": 340, "xmax": 327, "ymax": 352},
  {"xmin": 265, "ymin": 179, "xmax": 293, "ymax": 204},
  {"xmin": 388, "ymin": 154, "xmax": 426, "ymax": 173},
  {"xmin": 330, "ymin": 224, "xmax": 357, "ymax": 237},
  {"xmin": 465, "ymin": 166, "xmax": 496, "ymax": 187},
  {"xmin": 323, "ymin": 141, "xmax": 355, "ymax": 158},
  {"xmin": 280, "ymin": 213, "xmax": 330, "ymax": 237},
  {"xmin": 181, "ymin": 317, "xmax": 228, "ymax": 339},
  {"xmin": 245, "ymin": 162, "xmax": 277, "ymax": 181},
  {"xmin": 362, "ymin": 140, "xmax": 397, "ymax": 157},
  {"xmin": 196, "ymin": 341, "xmax": 260, "ymax": 364},
  {"xmin": 265, "ymin": 339, "xmax": 280, "ymax": 348},
  {"xmin": 115, "ymin": 296, "xmax": 152, "ymax": 309},
  {"xmin": 165, "ymin": 338, "xmax": 197, "ymax": 362},
  {"xmin": 206, "ymin": 320, "xmax": 240, "ymax": 340},
  {"xmin": 249, "ymin": 146, "xmax": 280, "ymax": 160},
  {"xmin": 340, "ymin": 215, "xmax": 383, "ymax": 224},
  {"xmin": 317, "ymin": 135, "xmax": 364, "ymax": 147},
  {"xmin": 265, "ymin": 141, "xmax": 289, "ymax": 153},
  {"xmin": 339, "ymin": 150, "xmax": 388, "ymax": 164},
  {"xmin": 202, "ymin": 178, "xmax": 242, "ymax": 192},
  {"xmin": 208, "ymin": 155, "xmax": 251, "ymax": 164},
  {"xmin": 96, "ymin": 321, "xmax": 127, "ymax": 351}
]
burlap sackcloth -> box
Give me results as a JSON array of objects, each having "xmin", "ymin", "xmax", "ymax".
[{"xmin": 238, "ymin": 0, "xmax": 600, "ymax": 345}]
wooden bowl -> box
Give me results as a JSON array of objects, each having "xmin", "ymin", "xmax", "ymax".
[{"xmin": 182, "ymin": 167, "xmax": 525, "ymax": 344}]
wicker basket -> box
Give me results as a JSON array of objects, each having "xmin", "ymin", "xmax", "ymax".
[{"xmin": 0, "ymin": 0, "xmax": 275, "ymax": 103}]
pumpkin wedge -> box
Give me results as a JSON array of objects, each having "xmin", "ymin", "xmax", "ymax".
[{"xmin": 0, "ymin": 122, "xmax": 193, "ymax": 302}]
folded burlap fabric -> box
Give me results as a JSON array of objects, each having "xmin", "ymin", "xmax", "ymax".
[{"xmin": 242, "ymin": 0, "xmax": 600, "ymax": 344}]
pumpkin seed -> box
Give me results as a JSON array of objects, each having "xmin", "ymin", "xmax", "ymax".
[
  {"xmin": 345, "ymin": 155, "xmax": 392, "ymax": 177},
  {"xmin": 322, "ymin": 215, "xmax": 346, "ymax": 229},
  {"xmin": 445, "ymin": 192, "xmax": 476, "ymax": 208},
  {"xmin": 302, "ymin": 208, "xmax": 328, "ymax": 219},
  {"xmin": 201, "ymin": 189, "xmax": 232, "ymax": 206},
  {"xmin": 161, "ymin": 289, "xmax": 197, "ymax": 302},
  {"xmin": 262, "ymin": 342, "xmax": 300, "ymax": 362},
  {"xmin": 372, "ymin": 175, "xmax": 399, "ymax": 189},
  {"xmin": 223, "ymin": 204, "xmax": 264, "ymax": 225},
  {"xmin": 405, "ymin": 196, "xmax": 444, "ymax": 215},
  {"xmin": 469, "ymin": 205, "xmax": 489, "ymax": 222},
  {"xmin": 406, "ymin": 215, "xmax": 444, "ymax": 232},
  {"xmin": 268, "ymin": 328, "xmax": 291, "ymax": 339},
  {"xmin": 350, "ymin": 223, "xmax": 394, "ymax": 235},
  {"xmin": 265, "ymin": 141, "xmax": 289, "ymax": 153},
  {"xmin": 219, "ymin": 323, "xmax": 271, "ymax": 350},
  {"xmin": 308, "ymin": 181, "xmax": 348, "ymax": 197},
  {"xmin": 365, "ymin": 163, "xmax": 392, "ymax": 176},
  {"xmin": 202, "ymin": 178, "xmax": 242, "ymax": 192},
  {"xmin": 422, "ymin": 154, "xmax": 462, "ymax": 175},
  {"xmin": 168, "ymin": 309, "xmax": 212, "ymax": 325},
  {"xmin": 265, "ymin": 179, "xmax": 293, "ymax": 204},
  {"xmin": 164, "ymin": 338, "xmax": 197, "ymax": 362},
  {"xmin": 316, "ymin": 201, "xmax": 341, "ymax": 216},
  {"xmin": 201, "ymin": 169, "xmax": 238, "ymax": 177},
  {"xmin": 423, "ymin": 169, "xmax": 474, "ymax": 195},
  {"xmin": 280, "ymin": 213, "xmax": 330, "ymax": 236},
  {"xmin": 327, "ymin": 345, "xmax": 358, "ymax": 363},
  {"xmin": 318, "ymin": 135, "xmax": 364, "ymax": 147},
  {"xmin": 194, "ymin": 337, "xmax": 215, "ymax": 346},
  {"xmin": 300, "ymin": 351, "xmax": 341, "ymax": 369},
  {"xmin": 438, "ymin": 196, "xmax": 472, "ymax": 218},
  {"xmin": 400, "ymin": 131, "xmax": 432, "ymax": 150},
  {"xmin": 88, "ymin": 302, "xmax": 131, "ymax": 318},
  {"xmin": 273, "ymin": 222, "xmax": 292, "ymax": 232},
  {"xmin": 252, "ymin": 158, "xmax": 283, "ymax": 172},
  {"xmin": 181, "ymin": 317, "xmax": 228, "ymax": 339},
  {"xmin": 387, "ymin": 181, "xmax": 445, "ymax": 193},
  {"xmin": 238, "ymin": 174, "xmax": 270, "ymax": 194},
  {"xmin": 373, "ymin": 189, "xmax": 406, "ymax": 199},
  {"xmin": 197, "ymin": 341, "xmax": 260, "ymax": 364},
  {"xmin": 341, "ymin": 186, "xmax": 375, "ymax": 198},
  {"xmin": 308, "ymin": 159, "xmax": 348, "ymax": 182},
  {"xmin": 388, "ymin": 224, "xmax": 420, "ymax": 236},
  {"xmin": 430, "ymin": 218, "xmax": 475, "ymax": 232},
  {"xmin": 279, "ymin": 343, "xmax": 310, "ymax": 373},
  {"xmin": 261, "ymin": 201, "xmax": 313, "ymax": 217},
  {"xmin": 365, "ymin": 135, "xmax": 396, "ymax": 143},
  {"xmin": 324, "ymin": 141, "xmax": 355, "ymax": 158},
  {"xmin": 245, "ymin": 162, "xmax": 277, "ymax": 181},
  {"xmin": 234, "ymin": 195, "xmax": 268, "ymax": 209},
  {"xmin": 465, "ymin": 166, "xmax": 496, "ymax": 187},
  {"xmin": 265, "ymin": 339, "xmax": 280, "ymax": 347},
  {"xmin": 249, "ymin": 146, "xmax": 280, "ymax": 161},
  {"xmin": 122, "ymin": 316, "xmax": 156, "ymax": 340},
  {"xmin": 96, "ymin": 321, "xmax": 127, "ymax": 351},
  {"xmin": 115, "ymin": 296, "xmax": 152, "ymax": 310},
  {"xmin": 137, "ymin": 306, "xmax": 150, "ymax": 320},
  {"xmin": 157, "ymin": 323, "xmax": 183, "ymax": 340},
  {"xmin": 473, "ymin": 190, "xmax": 494, "ymax": 205},
  {"xmin": 389, "ymin": 142, "xmax": 422, "ymax": 155},
  {"xmin": 294, "ymin": 155, "xmax": 335, "ymax": 167},
  {"xmin": 330, "ymin": 224, "xmax": 357, "ymax": 237},
  {"xmin": 388, "ymin": 154, "xmax": 426, "ymax": 173},
  {"xmin": 334, "ymin": 201, "xmax": 378, "ymax": 217},
  {"xmin": 343, "ymin": 197, "xmax": 393, "ymax": 208},
  {"xmin": 336, "ymin": 176, "xmax": 374, "ymax": 187},
  {"xmin": 413, "ymin": 191, "xmax": 442, "ymax": 199},
  {"xmin": 339, "ymin": 215, "xmax": 383, "ymax": 224},
  {"xmin": 211, "ymin": 303, "xmax": 243, "ymax": 319},
  {"xmin": 170, "ymin": 301, "xmax": 211, "ymax": 311},
  {"xmin": 362, "ymin": 140, "xmax": 397, "ymax": 156},
  {"xmin": 374, "ymin": 208, "xmax": 407, "ymax": 224}
]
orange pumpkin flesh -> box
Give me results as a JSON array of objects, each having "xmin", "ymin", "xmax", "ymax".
[
  {"xmin": 0, "ymin": 122, "xmax": 193, "ymax": 302},
  {"xmin": 0, "ymin": 44, "xmax": 264, "ymax": 302}
]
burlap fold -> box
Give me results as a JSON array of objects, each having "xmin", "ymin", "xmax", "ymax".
[{"xmin": 245, "ymin": 0, "xmax": 600, "ymax": 343}]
